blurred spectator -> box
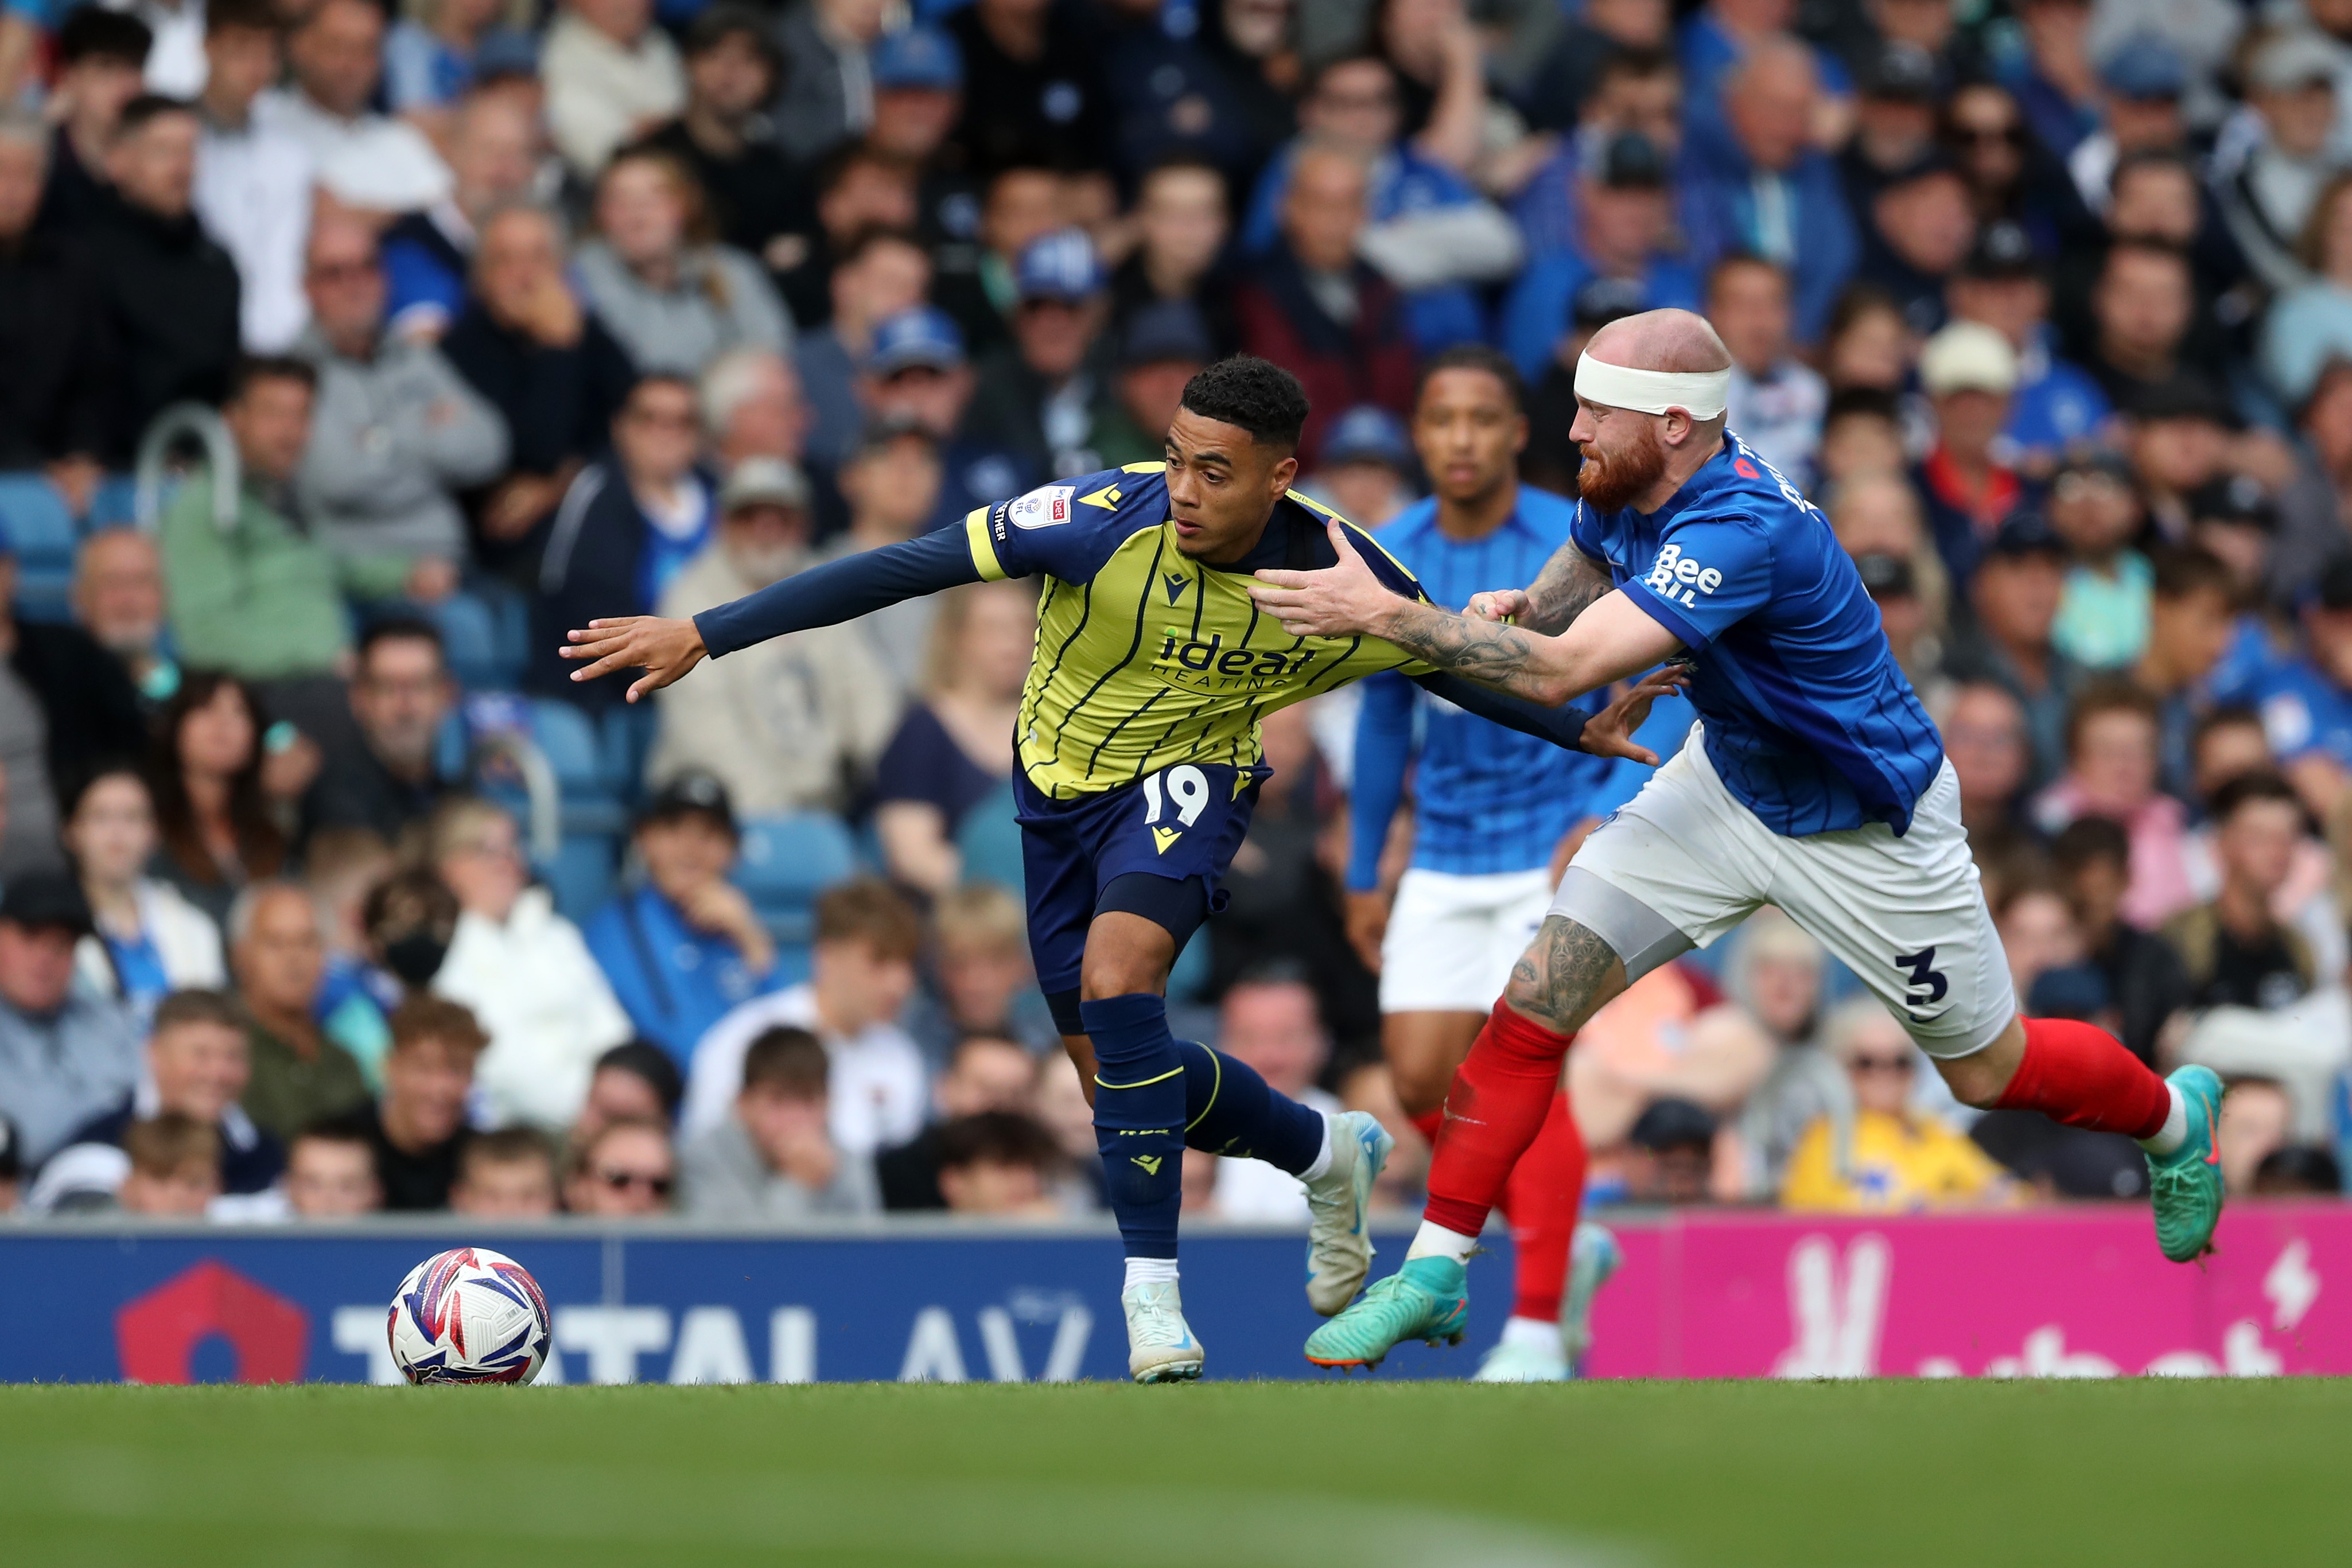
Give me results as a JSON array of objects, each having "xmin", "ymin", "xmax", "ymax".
[
  {"xmin": 1685, "ymin": 38, "xmax": 1858, "ymax": 345},
  {"xmin": 1829, "ymin": 470, "xmax": 1947, "ymax": 632},
  {"xmin": 2084, "ymin": 240, "xmax": 2198, "ymax": 410},
  {"xmin": 573, "ymin": 1038, "xmax": 685, "ymax": 1149},
  {"xmin": 1942, "ymin": 679, "xmax": 2032, "ymax": 839},
  {"xmin": 441, "ymin": 205, "xmax": 639, "ymax": 566},
  {"xmin": 946, "ymin": 0, "xmax": 1113, "ymax": 178},
  {"xmin": 577, "ymin": 147, "xmax": 794, "ymax": 379},
  {"xmin": 2251, "ymin": 1144, "xmax": 2342, "ymax": 1195},
  {"xmin": 0, "ymin": 568, "xmax": 146, "ymax": 878},
  {"xmin": 867, "ymin": 25, "xmax": 975, "ymax": 250},
  {"xmin": 2214, "ymin": 30, "xmax": 2339, "ymax": 295},
  {"xmin": 295, "ymin": 212, "xmax": 506, "ymax": 574},
  {"xmin": 2032, "ymin": 680, "xmax": 2192, "ymax": 928},
  {"xmin": 1781, "ymin": 998, "xmax": 2015, "ymax": 1212},
  {"xmin": 585, "ymin": 773, "xmax": 781, "ymax": 1064},
  {"xmin": 1996, "ymin": 871, "xmax": 2087, "ymax": 1005},
  {"xmin": 1235, "ymin": 142, "xmax": 1416, "ymax": 465},
  {"xmin": 531, "ymin": 373, "xmax": 713, "ymax": 710},
  {"xmin": 231, "ymin": 881, "xmax": 370, "ymax": 1144},
  {"xmin": 1618, "ymin": 1096, "xmax": 1717, "ymax": 1205},
  {"xmin": 1712, "ymin": 254, "xmax": 1823, "ymax": 483},
  {"xmin": 1091, "ymin": 301, "xmax": 1214, "ymax": 468},
  {"xmin": 1820, "ymin": 285, "xmax": 1916, "ymax": 395},
  {"xmin": 2133, "ymin": 546, "xmax": 2237, "ymax": 794},
  {"xmin": 32, "ymin": 988, "xmax": 280, "ymax": 1211},
  {"xmin": 2044, "ymin": 450, "xmax": 2147, "ymax": 670},
  {"xmin": 2050, "ymin": 815, "xmax": 2187, "ymax": 1065},
  {"xmin": 931, "ymin": 158, "xmax": 1059, "ymax": 359},
  {"xmin": 1859, "ymin": 157, "xmax": 1977, "ymax": 334},
  {"xmin": 681, "ymin": 1024, "xmax": 879, "ymax": 1219},
  {"xmin": 146, "ymin": 674, "xmax": 291, "ymax": 926},
  {"xmin": 449, "ymin": 1127, "xmax": 560, "ymax": 1217},
  {"xmin": 332, "ymin": 994, "xmax": 484, "ymax": 1210},
  {"xmin": 1863, "ymin": 554, "xmax": 1946, "ymax": 705},
  {"xmin": 386, "ymin": 0, "xmax": 536, "ymax": 121},
  {"xmin": 1110, "ymin": 159, "xmax": 1238, "ymax": 360},
  {"xmin": 257, "ymin": 0, "xmax": 452, "ymax": 213},
  {"xmin": 2264, "ymin": 177, "xmax": 2352, "ymax": 409},
  {"xmin": 1211, "ymin": 965, "xmax": 1340, "ymax": 1222},
  {"xmin": 428, "ymin": 796, "xmax": 632, "ymax": 1131},
  {"xmin": 872, "ymin": 579, "xmax": 1032, "ymax": 897},
  {"xmin": 1725, "ymin": 910, "xmax": 1843, "ymax": 1198},
  {"xmin": 193, "ymin": 0, "xmax": 312, "ymax": 355},
  {"xmin": 1946, "ymin": 220, "xmax": 2110, "ymax": 477},
  {"xmin": 700, "ymin": 347, "xmax": 811, "ymax": 478},
  {"xmin": 1913, "ymin": 320, "xmax": 2023, "ymax": 583},
  {"xmin": 1304, "ymin": 405, "xmax": 1417, "ymax": 529},
  {"xmin": 34, "ymin": 7, "xmax": 153, "ymax": 236},
  {"xmin": 1521, "ymin": 0, "xmax": 1672, "ymax": 134},
  {"xmin": 679, "ymin": 877, "xmax": 924, "ymax": 1151},
  {"xmin": 65, "ymin": 767, "xmax": 226, "ymax": 1019},
  {"xmin": 826, "ymin": 422, "xmax": 949, "ymax": 690},
  {"xmin": 2007, "ymin": 0, "xmax": 2100, "ymax": 161},
  {"xmin": 563, "ymin": 1114, "xmax": 676, "ymax": 1215},
  {"xmin": 1944, "ymin": 80, "xmax": 2096, "ymax": 260},
  {"xmin": 877, "ymin": 1030, "xmax": 1040, "ymax": 1209},
  {"xmin": 2281, "ymin": 368, "xmax": 2352, "ymax": 610},
  {"xmin": 2065, "ymin": 35, "xmax": 2190, "ymax": 216},
  {"xmin": 1500, "ymin": 131, "xmax": 1694, "ymax": 384},
  {"xmin": 302, "ymin": 619, "xmax": 457, "ymax": 846},
  {"xmin": 2256, "ymin": 557, "xmax": 2352, "ymax": 817},
  {"xmin": 363, "ymin": 866, "xmax": 461, "ymax": 1011},
  {"xmin": 285, "ymin": 1121, "xmax": 382, "ymax": 1216},
  {"xmin": 111, "ymin": 1113, "xmax": 219, "ymax": 1216},
  {"xmin": 0, "ymin": 871, "xmax": 139, "ymax": 1167},
  {"xmin": 964, "ymin": 227, "xmax": 1111, "ymax": 478},
  {"xmin": 0, "ymin": 112, "xmax": 114, "ymax": 509},
  {"xmin": 542, "ymin": 0, "xmax": 683, "ymax": 181},
  {"xmin": 2127, "ymin": 376, "xmax": 2241, "ymax": 543},
  {"xmin": 857, "ymin": 308, "xmax": 1031, "ymax": 528},
  {"xmin": 380, "ymin": 91, "xmax": 544, "ymax": 340},
  {"xmin": 772, "ymin": 0, "xmax": 893, "ymax": 167},
  {"xmin": 775, "ymin": 143, "xmax": 922, "ymax": 337},
  {"xmin": 935, "ymin": 1108, "xmax": 1063, "ymax": 1215},
  {"xmin": 1944, "ymin": 513, "xmax": 2077, "ymax": 788},
  {"xmin": 650, "ymin": 458, "xmax": 900, "ymax": 815},
  {"xmin": 87, "ymin": 95, "xmax": 241, "ymax": 464},
  {"xmin": 161, "ymin": 358, "xmax": 436, "ymax": 684},
  {"xmin": 798, "ymin": 225, "xmax": 930, "ymax": 472},
  {"xmin": 2160, "ymin": 771, "xmax": 2314, "ymax": 1012},
  {"xmin": 641, "ymin": 9, "xmax": 810, "ymax": 277},
  {"xmin": 905, "ymin": 882, "xmax": 1059, "ymax": 1065},
  {"xmin": 2215, "ymin": 1075, "xmax": 2292, "ymax": 1195}
]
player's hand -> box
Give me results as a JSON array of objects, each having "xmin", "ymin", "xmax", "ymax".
[
  {"xmin": 1465, "ymin": 588, "xmax": 1530, "ymax": 624},
  {"xmin": 1343, "ymin": 888, "xmax": 1390, "ymax": 974},
  {"xmin": 561, "ymin": 616, "xmax": 707, "ymax": 703},
  {"xmin": 1577, "ymin": 667, "xmax": 1687, "ymax": 765},
  {"xmin": 1249, "ymin": 519, "xmax": 1399, "ymax": 637}
]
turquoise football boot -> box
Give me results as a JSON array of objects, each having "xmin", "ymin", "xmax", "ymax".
[
  {"xmin": 1304, "ymin": 1256, "xmax": 1469, "ymax": 1371},
  {"xmin": 2146, "ymin": 1065, "xmax": 2226, "ymax": 1263}
]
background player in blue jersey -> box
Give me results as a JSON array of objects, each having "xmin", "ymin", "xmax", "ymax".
[
  {"xmin": 558, "ymin": 357, "xmax": 1678, "ymax": 1381},
  {"xmin": 1251, "ymin": 310, "xmax": 2232, "ymax": 1370},
  {"xmin": 1346, "ymin": 346, "xmax": 1626, "ymax": 1383}
]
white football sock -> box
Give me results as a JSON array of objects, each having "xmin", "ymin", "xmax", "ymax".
[
  {"xmin": 2136, "ymin": 1083, "xmax": 2189, "ymax": 1155},
  {"xmin": 1299, "ymin": 1112, "xmax": 1335, "ymax": 1182},
  {"xmin": 1124, "ymin": 1257, "xmax": 1180, "ymax": 1291},
  {"xmin": 1499, "ymin": 1315, "xmax": 1562, "ymax": 1353},
  {"xmin": 1405, "ymin": 1221, "xmax": 1478, "ymax": 1264}
]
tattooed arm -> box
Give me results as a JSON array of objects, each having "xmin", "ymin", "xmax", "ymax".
[{"xmin": 1466, "ymin": 542, "xmax": 1616, "ymax": 635}]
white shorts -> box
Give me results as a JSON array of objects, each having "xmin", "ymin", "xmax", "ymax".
[
  {"xmin": 1554, "ymin": 731, "xmax": 2016, "ymax": 1059},
  {"xmin": 1379, "ymin": 866, "xmax": 1555, "ymax": 1015}
]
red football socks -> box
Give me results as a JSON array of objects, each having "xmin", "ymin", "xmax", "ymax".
[
  {"xmin": 1409, "ymin": 1108, "xmax": 1444, "ymax": 1146},
  {"xmin": 1995, "ymin": 1017, "xmax": 2172, "ymax": 1140},
  {"xmin": 1424, "ymin": 999, "xmax": 1578, "ymax": 1239},
  {"xmin": 1500, "ymin": 1092, "xmax": 1585, "ymax": 1322}
]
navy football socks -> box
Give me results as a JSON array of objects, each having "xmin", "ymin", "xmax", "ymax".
[
  {"xmin": 1082, "ymin": 993, "xmax": 1187, "ymax": 1260},
  {"xmin": 1179, "ymin": 1039, "xmax": 1325, "ymax": 1175}
]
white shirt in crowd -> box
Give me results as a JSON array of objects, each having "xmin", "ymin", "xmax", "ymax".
[
  {"xmin": 1211, "ymin": 1085, "xmax": 1340, "ymax": 1224},
  {"xmin": 433, "ymin": 886, "xmax": 636, "ymax": 1132},
  {"xmin": 681, "ymin": 983, "xmax": 928, "ymax": 1158},
  {"xmin": 254, "ymin": 86, "xmax": 451, "ymax": 212},
  {"xmin": 195, "ymin": 115, "xmax": 314, "ymax": 352},
  {"xmin": 541, "ymin": 10, "xmax": 685, "ymax": 180},
  {"xmin": 107, "ymin": 0, "xmax": 208, "ymax": 98}
]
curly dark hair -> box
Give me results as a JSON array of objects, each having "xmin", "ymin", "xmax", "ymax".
[{"xmin": 1178, "ymin": 356, "xmax": 1311, "ymax": 450}]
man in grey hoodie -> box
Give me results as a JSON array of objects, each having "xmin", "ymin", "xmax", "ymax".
[
  {"xmin": 294, "ymin": 209, "xmax": 509, "ymax": 575},
  {"xmin": 679, "ymin": 1023, "xmax": 879, "ymax": 1221}
]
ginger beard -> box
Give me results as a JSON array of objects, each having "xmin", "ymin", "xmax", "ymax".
[{"xmin": 1574, "ymin": 411, "xmax": 1669, "ymax": 512}]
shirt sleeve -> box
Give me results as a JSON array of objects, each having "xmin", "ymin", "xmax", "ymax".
[
  {"xmin": 694, "ymin": 528, "xmax": 980, "ymax": 659},
  {"xmin": 1616, "ymin": 509, "xmax": 1774, "ymax": 651},
  {"xmin": 1345, "ymin": 671, "xmax": 1416, "ymax": 893},
  {"xmin": 965, "ymin": 471, "xmax": 1145, "ymax": 584}
]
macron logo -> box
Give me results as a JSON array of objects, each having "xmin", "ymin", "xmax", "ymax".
[{"xmin": 1643, "ymin": 543, "xmax": 1724, "ymax": 608}]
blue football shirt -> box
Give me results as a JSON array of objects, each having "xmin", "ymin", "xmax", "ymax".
[{"xmin": 1569, "ymin": 433, "xmax": 1945, "ymax": 835}]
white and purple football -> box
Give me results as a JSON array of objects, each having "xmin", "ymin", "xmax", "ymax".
[{"xmin": 387, "ymin": 1247, "xmax": 552, "ymax": 1386}]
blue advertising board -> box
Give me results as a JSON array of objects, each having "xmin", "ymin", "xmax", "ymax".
[{"xmin": 0, "ymin": 1222, "xmax": 1520, "ymax": 1384}]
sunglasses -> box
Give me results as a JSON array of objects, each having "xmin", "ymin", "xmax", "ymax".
[
  {"xmin": 1953, "ymin": 125, "xmax": 2024, "ymax": 147},
  {"xmin": 1849, "ymin": 1055, "xmax": 1916, "ymax": 1075},
  {"xmin": 597, "ymin": 1168, "xmax": 674, "ymax": 1196}
]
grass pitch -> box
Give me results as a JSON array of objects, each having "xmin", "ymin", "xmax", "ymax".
[{"xmin": 5, "ymin": 1380, "xmax": 2346, "ymax": 1567}]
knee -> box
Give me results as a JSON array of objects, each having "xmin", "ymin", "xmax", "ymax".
[
  {"xmin": 1390, "ymin": 1057, "xmax": 1451, "ymax": 1118},
  {"xmin": 1936, "ymin": 1050, "xmax": 2011, "ymax": 1110},
  {"xmin": 1078, "ymin": 950, "xmax": 1163, "ymax": 1002}
]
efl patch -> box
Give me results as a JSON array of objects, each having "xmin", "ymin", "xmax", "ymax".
[{"xmin": 1006, "ymin": 485, "xmax": 1077, "ymax": 530}]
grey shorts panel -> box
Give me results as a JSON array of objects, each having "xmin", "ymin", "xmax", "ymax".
[{"xmin": 1549, "ymin": 867, "xmax": 1696, "ymax": 984}]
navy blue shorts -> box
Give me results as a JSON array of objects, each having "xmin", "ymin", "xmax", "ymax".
[{"xmin": 1014, "ymin": 762, "xmax": 1268, "ymax": 995}]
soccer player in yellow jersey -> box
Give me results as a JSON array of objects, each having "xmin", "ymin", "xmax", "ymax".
[{"xmin": 564, "ymin": 357, "xmax": 1675, "ymax": 1381}]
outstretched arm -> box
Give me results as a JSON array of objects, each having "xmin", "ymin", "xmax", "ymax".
[
  {"xmin": 562, "ymin": 528, "xmax": 981, "ymax": 702},
  {"xmin": 1467, "ymin": 540, "xmax": 1617, "ymax": 635}
]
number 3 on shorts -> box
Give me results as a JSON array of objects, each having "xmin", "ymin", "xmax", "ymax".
[
  {"xmin": 1894, "ymin": 946, "xmax": 1947, "ymax": 1018},
  {"xmin": 1142, "ymin": 765, "xmax": 1210, "ymax": 827}
]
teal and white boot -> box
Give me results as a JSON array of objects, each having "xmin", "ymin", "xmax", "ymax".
[
  {"xmin": 1304, "ymin": 1111, "xmax": 1395, "ymax": 1316},
  {"xmin": 1560, "ymin": 1222, "xmax": 1623, "ymax": 1372},
  {"xmin": 1304, "ymin": 1256, "xmax": 1469, "ymax": 1370},
  {"xmin": 2147, "ymin": 1065, "xmax": 2226, "ymax": 1263},
  {"xmin": 1122, "ymin": 1281, "xmax": 1204, "ymax": 1383}
]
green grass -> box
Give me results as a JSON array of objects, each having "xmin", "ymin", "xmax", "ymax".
[{"xmin": 4, "ymin": 1380, "xmax": 2347, "ymax": 1567}]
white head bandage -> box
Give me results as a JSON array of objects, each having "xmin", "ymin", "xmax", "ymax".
[{"xmin": 1573, "ymin": 353, "xmax": 1730, "ymax": 419}]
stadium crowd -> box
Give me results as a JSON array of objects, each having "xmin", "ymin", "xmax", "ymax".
[{"xmin": 0, "ymin": 0, "xmax": 2348, "ymax": 1227}]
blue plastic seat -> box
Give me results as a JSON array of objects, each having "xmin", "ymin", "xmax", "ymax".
[
  {"xmin": 0, "ymin": 474, "xmax": 80, "ymax": 621},
  {"xmin": 734, "ymin": 812, "xmax": 857, "ymax": 944},
  {"xmin": 87, "ymin": 474, "xmax": 139, "ymax": 527},
  {"xmin": 427, "ymin": 591, "xmax": 502, "ymax": 691}
]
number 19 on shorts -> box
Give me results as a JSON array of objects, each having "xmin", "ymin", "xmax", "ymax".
[{"xmin": 1142, "ymin": 765, "xmax": 1210, "ymax": 835}]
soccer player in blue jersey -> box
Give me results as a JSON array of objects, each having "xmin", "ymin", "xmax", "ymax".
[
  {"xmin": 559, "ymin": 357, "xmax": 1676, "ymax": 1382},
  {"xmin": 1346, "ymin": 345, "xmax": 1621, "ymax": 1383},
  {"xmin": 1251, "ymin": 310, "xmax": 2230, "ymax": 1369}
]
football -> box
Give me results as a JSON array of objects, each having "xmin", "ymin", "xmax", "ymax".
[{"xmin": 386, "ymin": 1247, "xmax": 553, "ymax": 1386}]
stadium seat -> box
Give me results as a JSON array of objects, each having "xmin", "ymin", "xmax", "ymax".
[
  {"xmin": 955, "ymin": 780, "xmax": 1025, "ymax": 895},
  {"xmin": 735, "ymin": 812, "xmax": 857, "ymax": 947},
  {"xmin": 598, "ymin": 702, "xmax": 658, "ymax": 806},
  {"xmin": 427, "ymin": 592, "xmax": 503, "ymax": 691},
  {"xmin": 527, "ymin": 698, "xmax": 631, "ymax": 920},
  {"xmin": 0, "ymin": 474, "xmax": 81, "ymax": 622},
  {"xmin": 87, "ymin": 475, "xmax": 140, "ymax": 528}
]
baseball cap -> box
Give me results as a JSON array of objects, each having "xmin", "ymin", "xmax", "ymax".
[
  {"xmin": 1960, "ymin": 219, "xmax": 2040, "ymax": 281},
  {"xmin": 2187, "ymin": 472, "xmax": 2278, "ymax": 531},
  {"xmin": 871, "ymin": 25, "xmax": 963, "ymax": 92},
  {"xmin": 718, "ymin": 456, "xmax": 811, "ymax": 514},
  {"xmin": 1854, "ymin": 552, "xmax": 1918, "ymax": 600},
  {"xmin": 1628, "ymin": 1097, "xmax": 1717, "ymax": 1151},
  {"xmin": 1919, "ymin": 321, "xmax": 2019, "ymax": 396},
  {"xmin": 0, "ymin": 870, "xmax": 94, "ymax": 936},
  {"xmin": 866, "ymin": 306, "xmax": 966, "ymax": 375},
  {"xmin": 1985, "ymin": 511, "xmax": 2067, "ymax": 560},
  {"xmin": 2249, "ymin": 30, "xmax": 2338, "ymax": 94},
  {"xmin": 1572, "ymin": 274, "xmax": 1650, "ymax": 331},
  {"xmin": 1014, "ymin": 228, "xmax": 1106, "ymax": 303},
  {"xmin": 2099, "ymin": 33, "xmax": 2187, "ymax": 101},
  {"xmin": 1320, "ymin": 406, "xmax": 1413, "ymax": 471},
  {"xmin": 1591, "ymin": 130, "xmax": 1668, "ymax": 190},
  {"xmin": 636, "ymin": 771, "xmax": 738, "ymax": 838},
  {"xmin": 1860, "ymin": 40, "xmax": 1939, "ymax": 102},
  {"xmin": 1119, "ymin": 300, "xmax": 1215, "ymax": 369}
]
